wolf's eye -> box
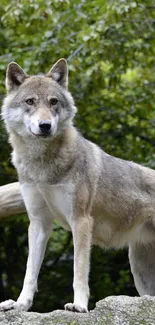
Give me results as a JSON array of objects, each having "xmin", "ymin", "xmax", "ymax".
[
  {"xmin": 50, "ymin": 98, "xmax": 58, "ymax": 105},
  {"xmin": 26, "ymin": 98, "xmax": 34, "ymax": 105}
]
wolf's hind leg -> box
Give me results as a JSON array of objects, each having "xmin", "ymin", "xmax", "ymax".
[{"xmin": 129, "ymin": 241, "xmax": 155, "ymax": 296}]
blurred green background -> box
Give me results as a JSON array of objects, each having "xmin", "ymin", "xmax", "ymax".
[{"xmin": 0, "ymin": 0, "xmax": 155, "ymax": 312}]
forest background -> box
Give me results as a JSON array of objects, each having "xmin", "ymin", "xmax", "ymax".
[{"xmin": 0, "ymin": 0, "xmax": 155, "ymax": 312}]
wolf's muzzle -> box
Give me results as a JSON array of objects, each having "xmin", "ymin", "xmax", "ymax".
[{"xmin": 39, "ymin": 121, "xmax": 51, "ymax": 135}]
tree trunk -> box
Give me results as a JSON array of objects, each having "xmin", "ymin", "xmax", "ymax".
[{"xmin": 0, "ymin": 182, "xmax": 25, "ymax": 220}]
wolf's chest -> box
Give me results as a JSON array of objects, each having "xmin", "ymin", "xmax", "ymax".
[
  {"xmin": 14, "ymin": 151, "xmax": 73, "ymax": 185},
  {"xmin": 14, "ymin": 155, "xmax": 58, "ymax": 183},
  {"xmin": 20, "ymin": 182, "xmax": 75, "ymax": 229},
  {"xmin": 38, "ymin": 183, "xmax": 75, "ymax": 225}
]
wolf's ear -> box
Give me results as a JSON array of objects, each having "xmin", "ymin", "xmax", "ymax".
[
  {"xmin": 6, "ymin": 62, "xmax": 27, "ymax": 92},
  {"xmin": 46, "ymin": 58, "xmax": 68, "ymax": 89}
]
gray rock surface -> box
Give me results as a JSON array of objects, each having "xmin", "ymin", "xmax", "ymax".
[{"xmin": 0, "ymin": 295, "xmax": 155, "ymax": 325}]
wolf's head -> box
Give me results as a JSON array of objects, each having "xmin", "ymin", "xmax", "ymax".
[{"xmin": 2, "ymin": 59, "xmax": 77, "ymax": 140}]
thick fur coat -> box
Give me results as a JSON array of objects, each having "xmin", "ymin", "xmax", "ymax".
[{"xmin": 1, "ymin": 59, "xmax": 155, "ymax": 312}]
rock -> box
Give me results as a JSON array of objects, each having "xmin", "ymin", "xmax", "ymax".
[{"xmin": 0, "ymin": 295, "xmax": 155, "ymax": 325}]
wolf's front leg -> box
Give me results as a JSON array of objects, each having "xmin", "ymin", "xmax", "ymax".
[
  {"xmin": 0, "ymin": 184, "xmax": 52, "ymax": 311},
  {"xmin": 0, "ymin": 218, "xmax": 52, "ymax": 311},
  {"xmin": 65, "ymin": 216, "xmax": 93, "ymax": 313}
]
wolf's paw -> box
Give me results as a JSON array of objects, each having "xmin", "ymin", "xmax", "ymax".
[
  {"xmin": 0, "ymin": 300, "xmax": 16, "ymax": 311},
  {"xmin": 0, "ymin": 299, "xmax": 32, "ymax": 311},
  {"xmin": 64, "ymin": 302, "xmax": 88, "ymax": 313}
]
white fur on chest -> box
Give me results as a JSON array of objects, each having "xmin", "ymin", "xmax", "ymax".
[
  {"xmin": 38, "ymin": 183, "xmax": 75, "ymax": 226},
  {"xmin": 20, "ymin": 182, "xmax": 75, "ymax": 229}
]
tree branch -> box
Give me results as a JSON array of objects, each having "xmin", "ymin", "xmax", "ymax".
[{"xmin": 0, "ymin": 182, "xmax": 25, "ymax": 220}]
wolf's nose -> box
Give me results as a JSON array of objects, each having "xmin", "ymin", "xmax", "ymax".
[{"xmin": 39, "ymin": 121, "xmax": 51, "ymax": 133}]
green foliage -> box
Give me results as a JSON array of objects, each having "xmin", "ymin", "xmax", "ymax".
[{"xmin": 0, "ymin": 0, "xmax": 154, "ymax": 311}]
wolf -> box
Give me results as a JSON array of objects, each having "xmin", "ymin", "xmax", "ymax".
[{"xmin": 1, "ymin": 58, "xmax": 155, "ymax": 313}]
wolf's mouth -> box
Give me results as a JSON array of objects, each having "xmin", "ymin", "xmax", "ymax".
[{"xmin": 30, "ymin": 130, "xmax": 52, "ymax": 138}]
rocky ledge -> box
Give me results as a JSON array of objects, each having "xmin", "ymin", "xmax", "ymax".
[{"xmin": 0, "ymin": 295, "xmax": 155, "ymax": 325}]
